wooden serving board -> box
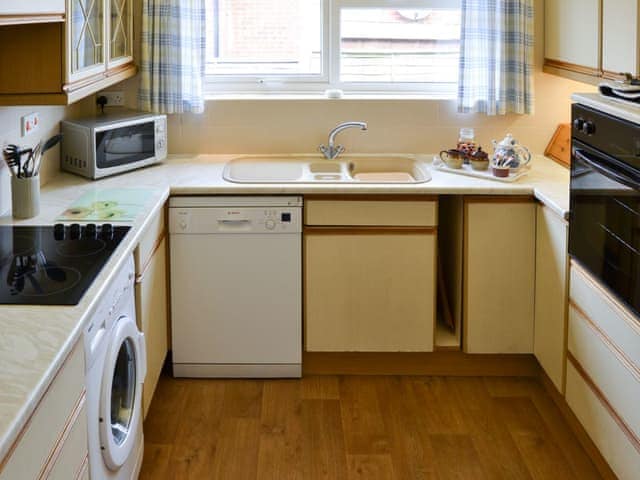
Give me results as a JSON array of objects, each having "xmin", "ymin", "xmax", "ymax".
[{"xmin": 545, "ymin": 123, "xmax": 571, "ymax": 168}]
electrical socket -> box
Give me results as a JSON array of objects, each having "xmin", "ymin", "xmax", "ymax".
[
  {"xmin": 21, "ymin": 112, "xmax": 40, "ymax": 137},
  {"xmin": 99, "ymin": 91, "xmax": 125, "ymax": 106}
]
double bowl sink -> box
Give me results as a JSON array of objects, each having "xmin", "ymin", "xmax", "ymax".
[{"xmin": 223, "ymin": 154, "xmax": 431, "ymax": 184}]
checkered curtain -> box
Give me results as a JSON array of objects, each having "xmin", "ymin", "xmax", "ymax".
[
  {"xmin": 457, "ymin": 0, "xmax": 535, "ymax": 115},
  {"xmin": 138, "ymin": 0, "xmax": 206, "ymax": 114}
]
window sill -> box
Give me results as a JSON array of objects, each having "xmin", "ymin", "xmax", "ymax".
[{"xmin": 204, "ymin": 92, "xmax": 456, "ymax": 102}]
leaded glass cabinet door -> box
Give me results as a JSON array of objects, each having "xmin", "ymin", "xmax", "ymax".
[
  {"xmin": 67, "ymin": 0, "xmax": 106, "ymax": 83},
  {"xmin": 108, "ymin": 0, "xmax": 133, "ymax": 69}
]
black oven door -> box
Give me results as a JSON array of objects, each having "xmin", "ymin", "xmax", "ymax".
[
  {"xmin": 569, "ymin": 141, "xmax": 640, "ymax": 316},
  {"xmin": 95, "ymin": 122, "xmax": 156, "ymax": 169}
]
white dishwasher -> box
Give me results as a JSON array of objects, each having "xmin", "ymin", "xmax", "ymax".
[{"xmin": 169, "ymin": 196, "xmax": 302, "ymax": 378}]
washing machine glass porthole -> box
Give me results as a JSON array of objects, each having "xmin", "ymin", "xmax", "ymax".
[{"xmin": 110, "ymin": 337, "xmax": 136, "ymax": 446}]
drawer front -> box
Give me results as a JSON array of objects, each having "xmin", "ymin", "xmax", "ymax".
[
  {"xmin": 0, "ymin": 341, "xmax": 84, "ymax": 479},
  {"xmin": 304, "ymin": 198, "xmax": 437, "ymax": 226},
  {"xmin": 135, "ymin": 209, "xmax": 166, "ymax": 273},
  {"xmin": 47, "ymin": 399, "xmax": 88, "ymax": 480},
  {"xmin": 569, "ymin": 304, "xmax": 640, "ymax": 439},
  {"xmin": 570, "ymin": 262, "xmax": 640, "ymax": 371},
  {"xmin": 566, "ymin": 361, "xmax": 640, "ymax": 480}
]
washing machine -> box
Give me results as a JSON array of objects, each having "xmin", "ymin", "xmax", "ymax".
[{"xmin": 84, "ymin": 255, "xmax": 146, "ymax": 479}]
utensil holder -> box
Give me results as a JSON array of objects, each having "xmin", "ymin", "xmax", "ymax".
[{"xmin": 11, "ymin": 175, "xmax": 40, "ymax": 219}]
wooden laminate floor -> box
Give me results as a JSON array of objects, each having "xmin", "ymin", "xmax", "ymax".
[{"xmin": 140, "ymin": 374, "xmax": 603, "ymax": 480}]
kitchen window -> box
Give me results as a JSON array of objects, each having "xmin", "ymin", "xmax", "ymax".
[{"xmin": 205, "ymin": 0, "xmax": 462, "ymax": 96}]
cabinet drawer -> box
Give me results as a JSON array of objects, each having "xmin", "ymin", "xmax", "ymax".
[
  {"xmin": 0, "ymin": 341, "xmax": 84, "ymax": 479},
  {"xmin": 570, "ymin": 263, "xmax": 640, "ymax": 371},
  {"xmin": 134, "ymin": 209, "xmax": 166, "ymax": 273},
  {"xmin": 304, "ymin": 197, "xmax": 437, "ymax": 226},
  {"xmin": 569, "ymin": 304, "xmax": 640, "ymax": 439},
  {"xmin": 47, "ymin": 399, "xmax": 88, "ymax": 480},
  {"xmin": 566, "ymin": 361, "xmax": 640, "ymax": 480}
]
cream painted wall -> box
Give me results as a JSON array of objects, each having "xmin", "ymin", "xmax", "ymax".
[
  {"xmin": 0, "ymin": 98, "xmax": 95, "ymax": 214},
  {"xmin": 133, "ymin": 0, "xmax": 596, "ymax": 156}
]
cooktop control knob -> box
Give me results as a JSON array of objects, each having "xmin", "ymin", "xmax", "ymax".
[
  {"xmin": 573, "ymin": 118, "xmax": 585, "ymax": 131},
  {"xmin": 69, "ymin": 223, "xmax": 81, "ymax": 240},
  {"xmin": 53, "ymin": 223, "xmax": 65, "ymax": 241},
  {"xmin": 582, "ymin": 121, "xmax": 596, "ymax": 135},
  {"xmin": 101, "ymin": 223, "xmax": 114, "ymax": 240},
  {"xmin": 85, "ymin": 223, "xmax": 97, "ymax": 239}
]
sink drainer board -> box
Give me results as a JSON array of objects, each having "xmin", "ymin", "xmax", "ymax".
[
  {"xmin": 352, "ymin": 172, "xmax": 416, "ymax": 182},
  {"xmin": 433, "ymin": 156, "xmax": 530, "ymax": 183}
]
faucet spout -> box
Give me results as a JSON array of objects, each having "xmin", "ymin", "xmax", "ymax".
[{"xmin": 319, "ymin": 121, "xmax": 368, "ymax": 160}]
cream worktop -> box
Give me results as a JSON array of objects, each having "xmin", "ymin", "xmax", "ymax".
[{"xmin": 0, "ymin": 153, "xmax": 569, "ymax": 460}]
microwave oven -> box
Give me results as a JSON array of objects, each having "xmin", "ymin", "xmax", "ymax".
[{"xmin": 61, "ymin": 110, "xmax": 167, "ymax": 179}]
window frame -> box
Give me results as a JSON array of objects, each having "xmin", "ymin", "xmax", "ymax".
[{"xmin": 204, "ymin": 0, "xmax": 461, "ymax": 96}]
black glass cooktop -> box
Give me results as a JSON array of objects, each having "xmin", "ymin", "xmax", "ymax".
[{"xmin": 0, "ymin": 224, "xmax": 130, "ymax": 305}]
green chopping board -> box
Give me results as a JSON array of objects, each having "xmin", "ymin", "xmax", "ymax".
[{"xmin": 57, "ymin": 188, "xmax": 159, "ymax": 222}]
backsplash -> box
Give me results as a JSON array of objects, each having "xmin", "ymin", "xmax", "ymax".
[
  {"xmin": 163, "ymin": 73, "xmax": 595, "ymax": 156},
  {"xmin": 0, "ymin": 99, "xmax": 94, "ymax": 215}
]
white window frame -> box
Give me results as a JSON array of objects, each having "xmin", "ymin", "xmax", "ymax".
[{"xmin": 204, "ymin": 0, "xmax": 461, "ymax": 97}]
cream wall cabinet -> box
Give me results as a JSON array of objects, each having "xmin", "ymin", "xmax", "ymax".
[
  {"xmin": 544, "ymin": 0, "xmax": 601, "ymax": 74},
  {"xmin": 134, "ymin": 209, "xmax": 168, "ymax": 419},
  {"xmin": 544, "ymin": 0, "xmax": 640, "ymax": 82},
  {"xmin": 304, "ymin": 198, "xmax": 437, "ymax": 352},
  {"xmin": 0, "ymin": 0, "xmax": 135, "ymax": 105},
  {"xmin": 463, "ymin": 198, "xmax": 536, "ymax": 354},
  {"xmin": 602, "ymin": 0, "xmax": 640, "ymax": 77},
  {"xmin": 0, "ymin": 341, "xmax": 88, "ymax": 480},
  {"xmin": 534, "ymin": 205, "xmax": 569, "ymax": 393}
]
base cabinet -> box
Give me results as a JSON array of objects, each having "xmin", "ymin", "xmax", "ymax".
[
  {"xmin": 463, "ymin": 199, "xmax": 536, "ymax": 353},
  {"xmin": 534, "ymin": 205, "xmax": 569, "ymax": 392},
  {"xmin": 304, "ymin": 198, "xmax": 437, "ymax": 352},
  {"xmin": 0, "ymin": 341, "xmax": 87, "ymax": 480},
  {"xmin": 566, "ymin": 263, "xmax": 640, "ymax": 479},
  {"xmin": 134, "ymin": 210, "xmax": 169, "ymax": 418},
  {"xmin": 566, "ymin": 361, "xmax": 640, "ymax": 480}
]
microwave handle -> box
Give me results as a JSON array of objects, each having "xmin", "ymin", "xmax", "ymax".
[{"xmin": 573, "ymin": 148, "xmax": 640, "ymax": 191}]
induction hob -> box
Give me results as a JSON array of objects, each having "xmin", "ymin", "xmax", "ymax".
[{"xmin": 0, "ymin": 224, "xmax": 130, "ymax": 305}]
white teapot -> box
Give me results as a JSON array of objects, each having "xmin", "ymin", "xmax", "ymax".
[{"xmin": 491, "ymin": 133, "xmax": 531, "ymax": 170}]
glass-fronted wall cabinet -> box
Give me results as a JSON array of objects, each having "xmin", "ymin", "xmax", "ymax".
[
  {"xmin": 108, "ymin": 0, "xmax": 133, "ymax": 68},
  {"xmin": 0, "ymin": 0, "xmax": 136, "ymax": 105}
]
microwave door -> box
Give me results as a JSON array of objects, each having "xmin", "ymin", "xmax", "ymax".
[{"xmin": 96, "ymin": 123, "xmax": 155, "ymax": 168}]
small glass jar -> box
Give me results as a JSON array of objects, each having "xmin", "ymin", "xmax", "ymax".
[{"xmin": 457, "ymin": 128, "xmax": 477, "ymax": 161}]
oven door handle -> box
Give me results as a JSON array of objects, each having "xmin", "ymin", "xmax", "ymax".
[{"xmin": 573, "ymin": 148, "xmax": 640, "ymax": 191}]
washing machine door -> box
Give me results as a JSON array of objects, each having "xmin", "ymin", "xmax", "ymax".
[{"xmin": 99, "ymin": 313, "xmax": 146, "ymax": 471}]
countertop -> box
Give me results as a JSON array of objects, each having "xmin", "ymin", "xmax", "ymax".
[{"xmin": 0, "ymin": 153, "xmax": 569, "ymax": 460}]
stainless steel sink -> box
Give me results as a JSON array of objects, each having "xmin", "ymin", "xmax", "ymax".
[{"xmin": 223, "ymin": 154, "xmax": 431, "ymax": 184}]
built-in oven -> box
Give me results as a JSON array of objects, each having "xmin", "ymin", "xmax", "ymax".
[{"xmin": 569, "ymin": 103, "xmax": 640, "ymax": 318}]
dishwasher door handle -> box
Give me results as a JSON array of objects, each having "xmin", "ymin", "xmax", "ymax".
[
  {"xmin": 218, "ymin": 219, "xmax": 251, "ymax": 224},
  {"xmin": 217, "ymin": 219, "xmax": 253, "ymax": 230}
]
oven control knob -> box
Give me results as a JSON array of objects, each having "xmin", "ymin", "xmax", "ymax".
[
  {"xmin": 101, "ymin": 223, "xmax": 114, "ymax": 240},
  {"xmin": 573, "ymin": 118, "xmax": 585, "ymax": 131},
  {"xmin": 69, "ymin": 223, "xmax": 81, "ymax": 240},
  {"xmin": 85, "ymin": 223, "xmax": 97, "ymax": 239},
  {"xmin": 53, "ymin": 223, "xmax": 65, "ymax": 241},
  {"xmin": 582, "ymin": 121, "xmax": 596, "ymax": 135},
  {"xmin": 265, "ymin": 219, "xmax": 276, "ymax": 230}
]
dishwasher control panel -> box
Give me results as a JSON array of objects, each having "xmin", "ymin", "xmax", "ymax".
[{"xmin": 169, "ymin": 206, "xmax": 302, "ymax": 234}]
